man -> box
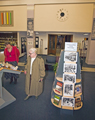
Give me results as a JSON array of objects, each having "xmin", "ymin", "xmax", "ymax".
[
  {"xmin": 24, "ymin": 48, "xmax": 45, "ymax": 100},
  {"xmin": 27, "ymin": 18, "xmax": 33, "ymax": 38}
]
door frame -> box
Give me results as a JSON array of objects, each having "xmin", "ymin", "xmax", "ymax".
[
  {"xmin": 48, "ymin": 34, "xmax": 73, "ymax": 55},
  {"xmin": 48, "ymin": 34, "xmax": 57, "ymax": 55}
]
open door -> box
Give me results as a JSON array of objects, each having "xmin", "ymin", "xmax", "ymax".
[{"xmin": 48, "ymin": 35, "xmax": 57, "ymax": 55}]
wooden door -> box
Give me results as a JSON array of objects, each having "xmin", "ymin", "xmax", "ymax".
[{"xmin": 48, "ymin": 35, "xmax": 57, "ymax": 55}]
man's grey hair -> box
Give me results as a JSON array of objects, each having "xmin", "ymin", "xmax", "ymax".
[{"xmin": 29, "ymin": 48, "xmax": 37, "ymax": 54}]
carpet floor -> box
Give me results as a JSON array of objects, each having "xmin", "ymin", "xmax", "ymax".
[{"xmin": 0, "ymin": 70, "xmax": 95, "ymax": 120}]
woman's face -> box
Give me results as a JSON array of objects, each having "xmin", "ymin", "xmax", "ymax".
[{"xmin": 6, "ymin": 44, "xmax": 11, "ymax": 49}]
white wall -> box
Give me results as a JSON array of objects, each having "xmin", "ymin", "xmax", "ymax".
[
  {"xmin": 36, "ymin": 32, "xmax": 89, "ymax": 55},
  {"xmin": 34, "ymin": 4, "xmax": 93, "ymax": 32},
  {"xmin": 86, "ymin": 6, "xmax": 95, "ymax": 64},
  {"xmin": 0, "ymin": 0, "xmax": 95, "ymax": 6},
  {"xmin": 35, "ymin": 32, "xmax": 47, "ymax": 54},
  {"xmin": 0, "ymin": 5, "xmax": 27, "ymax": 31}
]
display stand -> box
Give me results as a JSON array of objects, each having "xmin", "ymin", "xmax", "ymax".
[
  {"xmin": 0, "ymin": 67, "xmax": 21, "ymax": 109},
  {"xmin": 51, "ymin": 42, "xmax": 83, "ymax": 115}
]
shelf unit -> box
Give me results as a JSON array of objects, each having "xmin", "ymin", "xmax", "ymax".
[
  {"xmin": 51, "ymin": 50, "xmax": 83, "ymax": 112},
  {"xmin": 0, "ymin": 33, "xmax": 17, "ymax": 51}
]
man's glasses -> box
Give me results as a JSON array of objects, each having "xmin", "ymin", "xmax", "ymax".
[{"xmin": 29, "ymin": 52, "xmax": 34, "ymax": 55}]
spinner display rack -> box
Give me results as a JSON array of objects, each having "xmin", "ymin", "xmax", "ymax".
[{"xmin": 51, "ymin": 50, "xmax": 83, "ymax": 114}]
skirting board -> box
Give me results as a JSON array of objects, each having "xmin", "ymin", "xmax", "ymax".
[{"xmin": 0, "ymin": 87, "xmax": 16, "ymax": 109}]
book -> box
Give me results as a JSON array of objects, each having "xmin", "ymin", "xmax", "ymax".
[
  {"xmin": 75, "ymin": 96, "xmax": 81, "ymax": 103},
  {"xmin": 75, "ymin": 102, "xmax": 81, "ymax": 108},
  {"xmin": 75, "ymin": 96, "xmax": 82, "ymax": 108},
  {"xmin": 55, "ymin": 81, "xmax": 63, "ymax": 93},
  {"xmin": 75, "ymin": 84, "xmax": 82, "ymax": 95},
  {"xmin": 53, "ymin": 95, "xmax": 60, "ymax": 105}
]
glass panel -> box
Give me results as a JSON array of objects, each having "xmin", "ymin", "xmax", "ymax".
[
  {"xmin": 56, "ymin": 35, "xmax": 65, "ymax": 56},
  {"xmin": 52, "ymin": 36, "xmax": 55, "ymax": 50},
  {"xmin": 49, "ymin": 36, "xmax": 52, "ymax": 49},
  {"xmin": 56, "ymin": 35, "xmax": 65, "ymax": 49}
]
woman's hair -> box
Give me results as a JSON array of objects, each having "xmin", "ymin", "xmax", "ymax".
[
  {"xmin": 29, "ymin": 48, "xmax": 37, "ymax": 54},
  {"xmin": 5, "ymin": 41, "xmax": 11, "ymax": 46}
]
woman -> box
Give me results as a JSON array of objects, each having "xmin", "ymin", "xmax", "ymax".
[
  {"xmin": 4, "ymin": 42, "xmax": 20, "ymax": 84},
  {"xmin": 24, "ymin": 48, "xmax": 45, "ymax": 100}
]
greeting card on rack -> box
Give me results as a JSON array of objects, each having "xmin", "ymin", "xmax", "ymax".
[
  {"xmin": 63, "ymin": 73, "xmax": 76, "ymax": 83},
  {"xmin": 63, "ymin": 63, "xmax": 77, "ymax": 73},
  {"xmin": 65, "ymin": 42, "xmax": 77, "ymax": 52},
  {"xmin": 61, "ymin": 97, "xmax": 75, "ymax": 107},
  {"xmin": 64, "ymin": 51, "xmax": 77, "ymax": 63},
  {"xmin": 63, "ymin": 83, "xmax": 74, "ymax": 98}
]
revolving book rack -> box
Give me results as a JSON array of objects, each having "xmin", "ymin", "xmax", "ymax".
[{"xmin": 51, "ymin": 49, "xmax": 83, "ymax": 111}]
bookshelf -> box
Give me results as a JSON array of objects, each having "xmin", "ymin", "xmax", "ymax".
[{"xmin": 0, "ymin": 33, "xmax": 17, "ymax": 51}]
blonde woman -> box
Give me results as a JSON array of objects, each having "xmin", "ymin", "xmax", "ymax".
[{"xmin": 24, "ymin": 48, "xmax": 45, "ymax": 100}]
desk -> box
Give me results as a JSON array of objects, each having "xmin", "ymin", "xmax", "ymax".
[{"xmin": 0, "ymin": 67, "xmax": 21, "ymax": 109}]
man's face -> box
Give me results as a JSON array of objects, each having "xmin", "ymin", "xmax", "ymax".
[
  {"xmin": 29, "ymin": 52, "xmax": 36, "ymax": 58},
  {"xmin": 28, "ymin": 21, "xmax": 33, "ymax": 30}
]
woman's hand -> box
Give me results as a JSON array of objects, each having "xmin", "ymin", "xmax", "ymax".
[
  {"xmin": 24, "ymin": 70, "xmax": 26, "ymax": 74},
  {"xmin": 39, "ymin": 78, "xmax": 43, "ymax": 82}
]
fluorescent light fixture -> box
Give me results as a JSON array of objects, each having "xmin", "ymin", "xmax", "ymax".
[
  {"xmin": 0, "ymin": 32, "xmax": 13, "ymax": 33},
  {"xmin": 35, "ymin": 32, "xmax": 39, "ymax": 35},
  {"xmin": 83, "ymin": 33, "xmax": 89, "ymax": 35}
]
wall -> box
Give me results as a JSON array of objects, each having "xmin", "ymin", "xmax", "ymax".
[
  {"xmin": 86, "ymin": 6, "xmax": 95, "ymax": 64},
  {"xmin": 0, "ymin": 5, "xmax": 27, "ymax": 31},
  {"xmin": 34, "ymin": 4, "xmax": 93, "ymax": 32},
  {"xmin": 36, "ymin": 32, "xmax": 89, "ymax": 54},
  {"xmin": 0, "ymin": 0, "xmax": 95, "ymax": 6}
]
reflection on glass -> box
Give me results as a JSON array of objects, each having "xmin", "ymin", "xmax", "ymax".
[
  {"xmin": 56, "ymin": 35, "xmax": 64, "ymax": 49},
  {"xmin": 49, "ymin": 36, "xmax": 51, "ymax": 49},
  {"xmin": 52, "ymin": 36, "xmax": 55, "ymax": 50}
]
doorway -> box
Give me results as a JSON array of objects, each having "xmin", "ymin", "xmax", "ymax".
[{"xmin": 48, "ymin": 34, "xmax": 73, "ymax": 56}]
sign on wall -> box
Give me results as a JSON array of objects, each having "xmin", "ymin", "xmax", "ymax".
[
  {"xmin": 27, "ymin": 18, "xmax": 34, "ymax": 38},
  {"xmin": 0, "ymin": 11, "xmax": 13, "ymax": 26}
]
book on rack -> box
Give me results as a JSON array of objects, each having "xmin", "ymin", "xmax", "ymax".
[
  {"xmin": 75, "ymin": 84, "xmax": 82, "ymax": 95},
  {"xmin": 53, "ymin": 95, "xmax": 60, "ymax": 105},
  {"xmin": 75, "ymin": 96, "xmax": 81, "ymax": 108},
  {"xmin": 55, "ymin": 81, "xmax": 63, "ymax": 93}
]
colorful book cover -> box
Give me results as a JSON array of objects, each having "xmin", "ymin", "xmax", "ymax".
[
  {"xmin": 75, "ymin": 96, "xmax": 81, "ymax": 108},
  {"xmin": 75, "ymin": 102, "xmax": 81, "ymax": 108},
  {"xmin": 55, "ymin": 81, "xmax": 63, "ymax": 93},
  {"xmin": 53, "ymin": 95, "xmax": 60, "ymax": 105},
  {"xmin": 75, "ymin": 84, "xmax": 82, "ymax": 95}
]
